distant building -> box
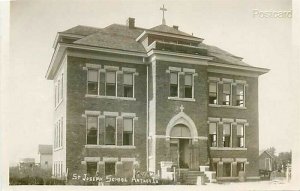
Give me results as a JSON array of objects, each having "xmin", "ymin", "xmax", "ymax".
[
  {"xmin": 19, "ymin": 158, "xmax": 35, "ymax": 170},
  {"xmin": 259, "ymin": 150, "xmax": 276, "ymax": 171},
  {"xmin": 38, "ymin": 145, "xmax": 53, "ymax": 170}
]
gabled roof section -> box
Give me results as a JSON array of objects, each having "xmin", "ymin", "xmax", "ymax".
[
  {"xmin": 149, "ymin": 24, "xmax": 193, "ymax": 37},
  {"xmin": 61, "ymin": 25, "xmax": 101, "ymax": 36},
  {"xmin": 74, "ymin": 24, "xmax": 146, "ymax": 53},
  {"xmin": 259, "ymin": 150, "xmax": 276, "ymax": 159},
  {"xmin": 38, "ymin": 145, "xmax": 53, "ymax": 155}
]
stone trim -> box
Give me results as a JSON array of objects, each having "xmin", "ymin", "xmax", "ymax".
[
  {"xmin": 236, "ymin": 119, "xmax": 247, "ymax": 123},
  {"xmin": 235, "ymin": 80, "xmax": 247, "ymax": 84},
  {"xmin": 121, "ymin": 158, "xmax": 136, "ymax": 162},
  {"xmin": 210, "ymin": 147, "xmax": 247, "ymax": 151},
  {"xmin": 198, "ymin": 136, "xmax": 208, "ymax": 140},
  {"xmin": 84, "ymin": 110, "xmax": 101, "ymax": 116},
  {"xmin": 236, "ymin": 158, "xmax": 247, "ymax": 162},
  {"xmin": 208, "ymin": 117, "xmax": 221, "ymax": 122},
  {"xmin": 86, "ymin": 63, "xmax": 101, "ymax": 69},
  {"xmin": 183, "ymin": 68, "xmax": 195, "ymax": 73},
  {"xmin": 85, "ymin": 145, "xmax": 136, "ymax": 149},
  {"xmin": 103, "ymin": 157, "xmax": 118, "ymax": 162},
  {"xmin": 84, "ymin": 157, "xmax": 100, "ymax": 162},
  {"xmin": 121, "ymin": 112, "xmax": 136, "ymax": 118},
  {"xmin": 168, "ymin": 97, "xmax": 195, "ymax": 102},
  {"xmin": 222, "ymin": 118, "xmax": 234, "ymax": 123},
  {"xmin": 122, "ymin": 67, "xmax": 136, "ymax": 73},
  {"xmin": 222, "ymin": 158, "xmax": 234, "ymax": 162},
  {"xmin": 104, "ymin": 65, "xmax": 119, "ymax": 71},
  {"xmin": 208, "ymin": 77, "xmax": 220, "ymax": 82},
  {"xmin": 103, "ymin": 111, "xmax": 119, "ymax": 116},
  {"xmin": 212, "ymin": 158, "xmax": 220, "ymax": 162},
  {"xmin": 168, "ymin": 66, "xmax": 181, "ymax": 72},
  {"xmin": 222, "ymin": 78, "xmax": 233, "ymax": 83},
  {"xmin": 85, "ymin": 94, "xmax": 136, "ymax": 101},
  {"xmin": 209, "ymin": 104, "xmax": 247, "ymax": 110}
]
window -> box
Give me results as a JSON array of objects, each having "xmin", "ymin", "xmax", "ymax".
[
  {"xmin": 60, "ymin": 74, "xmax": 63, "ymax": 101},
  {"xmin": 170, "ymin": 72, "xmax": 178, "ymax": 97},
  {"xmin": 237, "ymin": 124, "xmax": 245, "ymax": 147},
  {"xmin": 87, "ymin": 116, "xmax": 98, "ymax": 145},
  {"xmin": 54, "ymin": 118, "xmax": 63, "ymax": 149},
  {"xmin": 123, "ymin": 118, "xmax": 133, "ymax": 145},
  {"xmin": 223, "ymin": 163, "xmax": 231, "ymax": 177},
  {"xmin": 237, "ymin": 162, "xmax": 245, "ymax": 175},
  {"xmin": 209, "ymin": 123, "xmax": 217, "ymax": 147},
  {"xmin": 123, "ymin": 73, "xmax": 133, "ymax": 97},
  {"xmin": 222, "ymin": 83, "xmax": 231, "ymax": 105},
  {"xmin": 223, "ymin": 123, "xmax": 231, "ymax": 147},
  {"xmin": 105, "ymin": 162, "xmax": 116, "ymax": 176},
  {"xmin": 105, "ymin": 117, "xmax": 116, "ymax": 145},
  {"xmin": 236, "ymin": 84, "xmax": 245, "ymax": 107},
  {"xmin": 106, "ymin": 71, "xmax": 116, "ymax": 96},
  {"xmin": 209, "ymin": 82, "xmax": 218, "ymax": 104},
  {"xmin": 87, "ymin": 162, "xmax": 97, "ymax": 177},
  {"xmin": 87, "ymin": 69, "xmax": 99, "ymax": 95},
  {"xmin": 184, "ymin": 74, "xmax": 193, "ymax": 98}
]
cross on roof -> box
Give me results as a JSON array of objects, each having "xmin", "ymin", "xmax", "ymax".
[
  {"xmin": 160, "ymin": 4, "xmax": 167, "ymax": 25},
  {"xmin": 180, "ymin": 105, "xmax": 184, "ymax": 112}
]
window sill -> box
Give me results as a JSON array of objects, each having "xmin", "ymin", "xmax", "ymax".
[
  {"xmin": 85, "ymin": 145, "xmax": 136, "ymax": 149},
  {"xmin": 210, "ymin": 147, "xmax": 247, "ymax": 151},
  {"xmin": 168, "ymin": 97, "xmax": 195, "ymax": 102},
  {"xmin": 85, "ymin": 94, "xmax": 136, "ymax": 101},
  {"xmin": 55, "ymin": 99, "xmax": 63, "ymax": 110},
  {"xmin": 209, "ymin": 104, "xmax": 247, "ymax": 109},
  {"xmin": 54, "ymin": 147, "xmax": 63, "ymax": 152}
]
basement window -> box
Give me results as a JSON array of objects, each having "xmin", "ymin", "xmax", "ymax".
[
  {"xmin": 223, "ymin": 163, "xmax": 231, "ymax": 177},
  {"xmin": 105, "ymin": 162, "xmax": 116, "ymax": 176},
  {"xmin": 87, "ymin": 162, "xmax": 97, "ymax": 177}
]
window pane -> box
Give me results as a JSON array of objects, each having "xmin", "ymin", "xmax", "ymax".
[
  {"xmin": 223, "ymin": 83, "xmax": 231, "ymax": 93},
  {"xmin": 87, "ymin": 162, "xmax": 97, "ymax": 176},
  {"xmin": 105, "ymin": 117, "xmax": 116, "ymax": 145},
  {"xmin": 123, "ymin": 73, "xmax": 133, "ymax": 85},
  {"xmin": 223, "ymin": 124, "xmax": 231, "ymax": 135},
  {"xmin": 184, "ymin": 87, "xmax": 192, "ymax": 98},
  {"xmin": 237, "ymin": 124, "xmax": 244, "ymax": 136},
  {"xmin": 123, "ymin": 132, "xmax": 133, "ymax": 145},
  {"xmin": 88, "ymin": 82, "xmax": 98, "ymax": 95},
  {"xmin": 170, "ymin": 85, "xmax": 178, "ymax": 97},
  {"xmin": 88, "ymin": 70, "xmax": 98, "ymax": 82},
  {"xmin": 185, "ymin": 74, "xmax": 192, "ymax": 86},
  {"xmin": 124, "ymin": 118, "xmax": 133, "ymax": 131},
  {"xmin": 124, "ymin": 86, "xmax": 133, "ymax": 97},
  {"xmin": 106, "ymin": 72, "xmax": 116, "ymax": 83},
  {"xmin": 106, "ymin": 84, "xmax": 116, "ymax": 96},
  {"xmin": 105, "ymin": 162, "xmax": 115, "ymax": 176},
  {"xmin": 170, "ymin": 73, "xmax": 178, "ymax": 85},
  {"xmin": 209, "ymin": 82, "xmax": 217, "ymax": 93},
  {"xmin": 87, "ymin": 116, "xmax": 98, "ymax": 145},
  {"xmin": 236, "ymin": 84, "xmax": 244, "ymax": 96},
  {"xmin": 223, "ymin": 163, "xmax": 231, "ymax": 177},
  {"xmin": 209, "ymin": 123, "xmax": 217, "ymax": 134}
]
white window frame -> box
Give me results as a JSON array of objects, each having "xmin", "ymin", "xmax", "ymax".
[
  {"xmin": 105, "ymin": 70, "xmax": 117, "ymax": 97},
  {"xmin": 123, "ymin": 72, "xmax": 135, "ymax": 98},
  {"xmin": 86, "ymin": 115, "xmax": 99, "ymax": 145},
  {"xmin": 122, "ymin": 117, "xmax": 135, "ymax": 146},
  {"xmin": 104, "ymin": 115, "xmax": 117, "ymax": 145},
  {"xmin": 87, "ymin": 68, "xmax": 100, "ymax": 95},
  {"xmin": 169, "ymin": 71, "xmax": 180, "ymax": 98},
  {"xmin": 237, "ymin": 123, "xmax": 245, "ymax": 148}
]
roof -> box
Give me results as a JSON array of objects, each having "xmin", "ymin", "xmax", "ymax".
[
  {"xmin": 149, "ymin": 24, "xmax": 193, "ymax": 37},
  {"xmin": 74, "ymin": 24, "xmax": 146, "ymax": 53},
  {"xmin": 61, "ymin": 25, "xmax": 101, "ymax": 36},
  {"xmin": 259, "ymin": 150, "xmax": 275, "ymax": 159},
  {"xmin": 38, "ymin": 145, "xmax": 53, "ymax": 155}
]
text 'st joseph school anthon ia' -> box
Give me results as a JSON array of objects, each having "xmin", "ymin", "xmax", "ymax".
[{"xmin": 46, "ymin": 13, "xmax": 269, "ymax": 183}]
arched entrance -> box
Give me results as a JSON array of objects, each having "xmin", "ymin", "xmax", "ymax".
[
  {"xmin": 170, "ymin": 124, "xmax": 192, "ymax": 168},
  {"xmin": 166, "ymin": 107, "xmax": 198, "ymax": 169}
]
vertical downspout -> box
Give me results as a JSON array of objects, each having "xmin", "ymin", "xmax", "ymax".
[{"xmin": 145, "ymin": 58, "xmax": 149, "ymax": 171}]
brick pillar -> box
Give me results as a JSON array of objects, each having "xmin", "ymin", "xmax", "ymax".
[
  {"xmin": 218, "ymin": 82, "xmax": 223, "ymax": 105},
  {"xmin": 232, "ymin": 123, "xmax": 237, "ymax": 147},
  {"xmin": 232, "ymin": 162, "xmax": 237, "ymax": 177},
  {"xmin": 117, "ymin": 116, "xmax": 123, "ymax": 146},
  {"xmin": 99, "ymin": 116, "xmax": 105, "ymax": 145},
  {"xmin": 218, "ymin": 122, "xmax": 223, "ymax": 147},
  {"xmin": 117, "ymin": 71, "xmax": 123, "ymax": 97},
  {"xmin": 232, "ymin": 84, "xmax": 237, "ymax": 106},
  {"xmin": 97, "ymin": 161, "xmax": 105, "ymax": 177},
  {"xmin": 100, "ymin": 70, "xmax": 106, "ymax": 96},
  {"xmin": 81, "ymin": 161, "xmax": 87, "ymax": 175},
  {"xmin": 218, "ymin": 162, "xmax": 223, "ymax": 178},
  {"xmin": 179, "ymin": 72, "xmax": 184, "ymax": 98},
  {"xmin": 165, "ymin": 139, "xmax": 171, "ymax": 161},
  {"xmin": 115, "ymin": 161, "xmax": 123, "ymax": 177},
  {"xmin": 191, "ymin": 140, "xmax": 199, "ymax": 170}
]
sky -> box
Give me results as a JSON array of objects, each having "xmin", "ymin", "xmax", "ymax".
[{"xmin": 1, "ymin": 0, "xmax": 298, "ymax": 166}]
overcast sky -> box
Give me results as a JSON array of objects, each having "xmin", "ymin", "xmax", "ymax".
[{"xmin": 2, "ymin": 0, "xmax": 298, "ymax": 165}]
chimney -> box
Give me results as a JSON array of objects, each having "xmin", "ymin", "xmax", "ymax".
[
  {"xmin": 173, "ymin": 25, "xmax": 179, "ymax": 30},
  {"xmin": 127, "ymin": 17, "xmax": 135, "ymax": 29}
]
